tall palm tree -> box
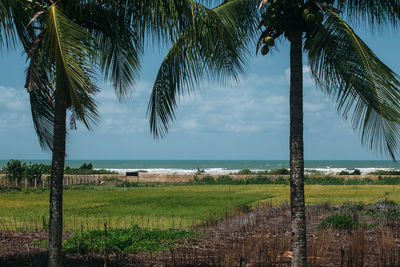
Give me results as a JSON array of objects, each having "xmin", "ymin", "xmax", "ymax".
[
  {"xmin": 6, "ymin": 1, "xmax": 143, "ymax": 266},
  {"xmin": 149, "ymin": 0, "xmax": 400, "ymax": 266}
]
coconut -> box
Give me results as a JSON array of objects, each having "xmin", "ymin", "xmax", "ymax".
[
  {"xmin": 264, "ymin": 36, "xmax": 275, "ymax": 46},
  {"xmin": 306, "ymin": 13, "xmax": 316, "ymax": 23},
  {"xmin": 261, "ymin": 45, "xmax": 270, "ymax": 55}
]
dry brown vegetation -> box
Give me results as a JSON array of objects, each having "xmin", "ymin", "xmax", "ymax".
[{"xmin": 1, "ymin": 201, "xmax": 400, "ymax": 266}]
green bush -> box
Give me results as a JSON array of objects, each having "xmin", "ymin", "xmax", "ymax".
[
  {"xmin": 374, "ymin": 177, "xmax": 400, "ymax": 185},
  {"xmin": 319, "ymin": 214, "xmax": 356, "ymax": 230},
  {"xmin": 80, "ymin": 163, "xmax": 93, "ymax": 170},
  {"xmin": 268, "ymin": 168, "xmax": 290, "ymax": 175},
  {"xmin": 216, "ymin": 175, "xmax": 233, "ymax": 184},
  {"xmin": 338, "ymin": 169, "xmax": 361, "ymax": 175},
  {"xmin": 305, "ymin": 176, "xmax": 345, "ymax": 185},
  {"xmin": 63, "ymin": 225, "xmax": 199, "ymax": 254},
  {"xmin": 200, "ymin": 175, "xmax": 216, "ymax": 184},
  {"xmin": 237, "ymin": 169, "xmax": 254, "ymax": 175},
  {"xmin": 246, "ymin": 175, "xmax": 273, "ymax": 184},
  {"xmin": 275, "ymin": 176, "xmax": 289, "ymax": 185}
]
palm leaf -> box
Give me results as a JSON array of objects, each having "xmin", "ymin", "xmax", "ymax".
[
  {"xmin": 147, "ymin": 0, "xmax": 258, "ymax": 138},
  {"xmin": 0, "ymin": 0, "xmax": 21, "ymax": 50},
  {"xmin": 29, "ymin": 85, "xmax": 55, "ymax": 150},
  {"xmin": 335, "ymin": 0, "xmax": 400, "ymax": 29},
  {"xmin": 25, "ymin": 36, "xmax": 55, "ymax": 150},
  {"xmin": 79, "ymin": 2, "xmax": 143, "ymax": 100},
  {"xmin": 305, "ymin": 9, "xmax": 400, "ymax": 159},
  {"xmin": 43, "ymin": 5, "xmax": 99, "ymax": 129}
]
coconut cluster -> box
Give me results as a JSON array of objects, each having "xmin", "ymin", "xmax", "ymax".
[{"xmin": 259, "ymin": 0, "xmax": 327, "ymax": 55}]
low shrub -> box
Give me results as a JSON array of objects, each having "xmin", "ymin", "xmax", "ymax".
[
  {"xmin": 370, "ymin": 170, "xmax": 400, "ymax": 175},
  {"xmin": 246, "ymin": 175, "xmax": 273, "ymax": 184},
  {"xmin": 79, "ymin": 163, "xmax": 93, "ymax": 170},
  {"xmin": 305, "ymin": 176, "xmax": 345, "ymax": 185},
  {"xmin": 216, "ymin": 175, "xmax": 234, "ymax": 184},
  {"xmin": 374, "ymin": 177, "xmax": 400, "ymax": 185},
  {"xmin": 319, "ymin": 214, "xmax": 356, "ymax": 230},
  {"xmin": 63, "ymin": 225, "xmax": 199, "ymax": 254},
  {"xmin": 338, "ymin": 169, "xmax": 361, "ymax": 175},
  {"xmin": 275, "ymin": 176, "xmax": 289, "ymax": 185},
  {"xmin": 268, "ymin": 168, "xmax": 290, "ymax": 175},
  {"xmin": 237, "ymin": 169, "xmax": 254, "ymax": 175}
]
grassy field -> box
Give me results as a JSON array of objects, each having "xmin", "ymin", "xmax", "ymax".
[{"xmin": 1, "ymin": 184, "xmax": 399, "ymax": 231}]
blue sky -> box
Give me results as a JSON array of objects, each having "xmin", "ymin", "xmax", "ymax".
[{"xmin": 1, "ymin": 23, "xmax": 400, "ymax": 160}]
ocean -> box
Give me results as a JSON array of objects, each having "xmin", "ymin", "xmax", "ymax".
[{"xmin": 1, "ymin": 160, "xmax": 400, "ymax": 175}]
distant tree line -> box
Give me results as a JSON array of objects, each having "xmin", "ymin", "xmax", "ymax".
[{"xmin": 2, "ymin": 160, "xmax": 115, "ymax": 186}]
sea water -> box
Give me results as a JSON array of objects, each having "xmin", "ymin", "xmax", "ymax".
[{"xmin": 1, "ymin": 159, "xmax": 400, "ymax": 174}]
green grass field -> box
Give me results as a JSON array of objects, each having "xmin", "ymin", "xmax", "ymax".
[{"xmin": 1, "ymin": 184, "xmax": 399, "ymax": 231}]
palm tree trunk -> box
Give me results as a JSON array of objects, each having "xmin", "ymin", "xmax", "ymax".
[
  {"xmin": 289, "ymin": 32, "xmax": 307, "ymax": 267},
  {"xmin": 48, "ymin": 91, "xmax": 66, "ymax": 267}
]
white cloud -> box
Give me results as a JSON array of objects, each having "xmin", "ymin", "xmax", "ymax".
[
  {"xmin": 0, "ymin": 86, "xmax": 28, "ymax": 111},
  {"xmin": 0, "ymin": 86, "xmax": 32, "ymax": 132}
]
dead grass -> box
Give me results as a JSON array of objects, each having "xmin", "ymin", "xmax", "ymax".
[{"xmin": 2, "ymin": 202, "xmax": 400, "ymax": 266}]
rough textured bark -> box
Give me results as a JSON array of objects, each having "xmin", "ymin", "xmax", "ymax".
[
  {"xmin": 289, "ymin": 32, "xmax": 307, "ymax": 267},
  {"xmin": 48, "ymin": 91, "xmax": 66, "ymax": 267}
]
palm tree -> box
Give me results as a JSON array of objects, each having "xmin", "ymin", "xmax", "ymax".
[
  {"xmin": 148, "ymin": 0, "xmax": 400, "ymax": 266},
  {"xmin": 5, "ymin": 1, "xmax": 143, "ymax": 265},
  {"xmin": 4, "ymin": 1, "xmax": 257, "ymax": 266}
]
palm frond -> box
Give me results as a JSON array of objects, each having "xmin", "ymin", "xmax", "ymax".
[
  {"xmin": 335, "ymin": 0, "xmax": 400, "ymax": 29},
  {"xmin": 0, "ymin": 0, "xmax": 20, "ymax": 50},
  {"xmin": 305, "ymin": 9, "xmax": 400, "ymax": 159},
  {"xmin": 29, "ymin": 85, "xmax": 55, "ymax": 150},
  {"xmin": 134, "ymin": 0, "xmax": 237, "ymax": 44},
  {"xmin": 43, "ymin": 5, "xmax": 99, "ymax": 129},
  {"xmin": 24, "ymin": 29, "xmax": 55, "ymax": 150},
  {"xmin": 79, "ymin": 2, "xmax": 143, "ymax": 100},
  {"xmin": 147, "ymin": 0, "xmax": 258, "ymax": 138}
]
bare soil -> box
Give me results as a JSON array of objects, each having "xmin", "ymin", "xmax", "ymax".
[{"xmin": 1, "ymin": 202, "xmax": 400, "ymax": 266}]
